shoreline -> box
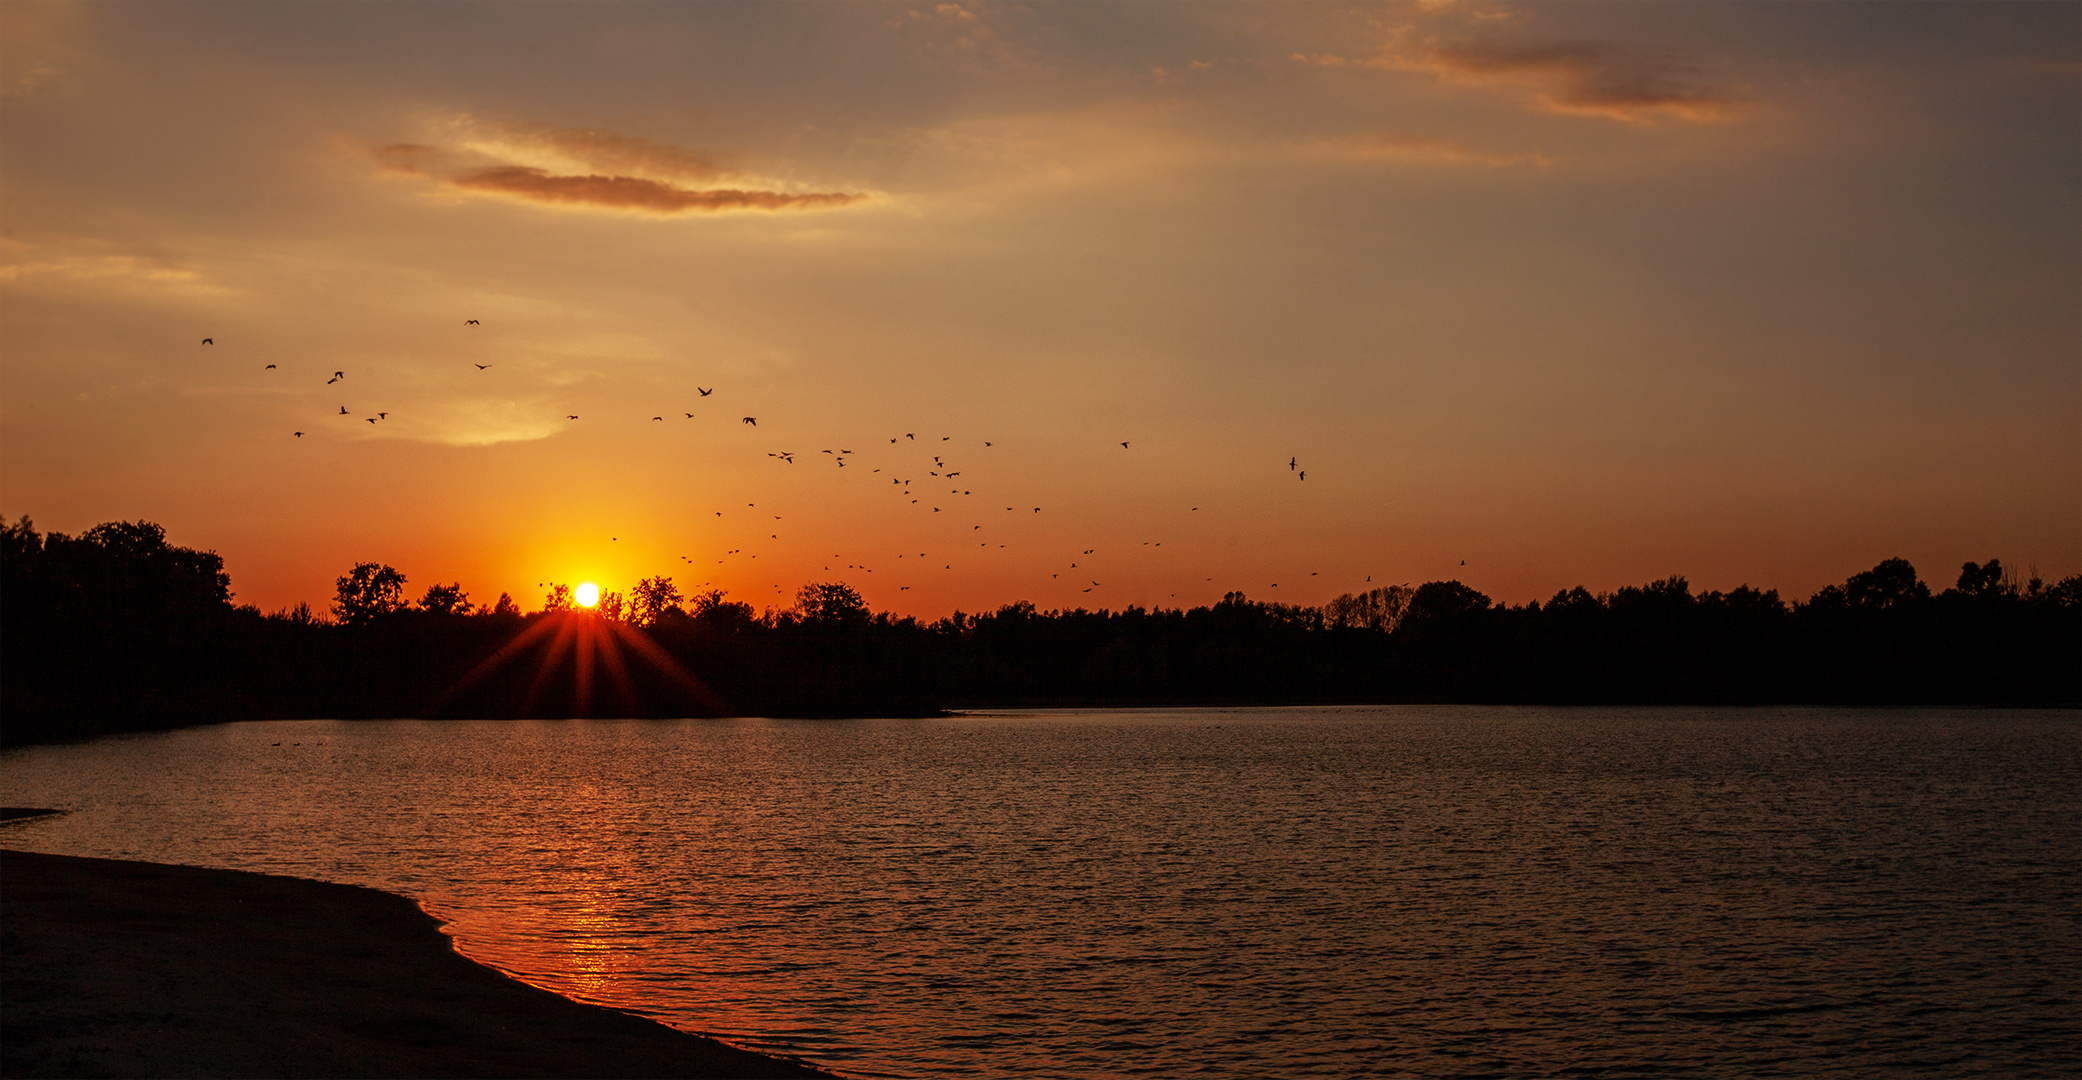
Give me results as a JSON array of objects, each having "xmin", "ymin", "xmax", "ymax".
[{"xmin": 0, "ymin": 848, "xmax": 835, "ymax": 1078}]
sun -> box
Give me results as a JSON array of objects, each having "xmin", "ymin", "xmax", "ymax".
[{"xmin": 574, "ymin": 582, "xmax": 600, "ymax": 608}]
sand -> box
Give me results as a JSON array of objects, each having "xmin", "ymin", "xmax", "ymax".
[{"xmin": 1, "ymin": 848, "xmax": 836, "ymax": 1078}]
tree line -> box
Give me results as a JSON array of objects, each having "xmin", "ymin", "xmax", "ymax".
[{"xmin": 3, "ymin": 515, "xmax": 2075, "ymax": 745}]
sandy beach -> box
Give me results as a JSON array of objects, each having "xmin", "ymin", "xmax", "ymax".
[{"xmin": 0, "ymin": 847, "xmax": 834, "ymax": 1078}]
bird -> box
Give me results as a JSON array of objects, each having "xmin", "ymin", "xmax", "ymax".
[
  {"xmin": 1290, "ymin": 457, "xmax": 1297, "ymax": 471},
  {"xmin": 568, "ymin": 415, "xmax": 579, "ymax": 420},
  {"xmin": 378, "ymin": 412, "xmax": 387, "ymax": 419},
  {"xmin": 366, "ymin": 418, "xmax": 377, "ymax": 424},
  {"xmin": 906, "ymin": 433, "xmax": 915, "ymax": 440},
  {"xmin": 333, "ymin": 371, "xmax": 344, "ymax": 380},
  {"xmin": 743, "ymin": 417, "xmax": 757, "ymax": 426},
  {"xmin": 1299, "ymin": 471, "xmax": 1306, "ymax": 481},
  {"xmin": 653, "ymin": 416, "xmax": 663, "ymax": 421},
  {"xmin": 327, "ymin": 376, "xmax": 339, "ymax": 384},
  {"xmin": 476, "ymin": 364, "xmax": 490, "ymax": 370},
  {"xmin": 293, "ymin": 431, "xmax": 303, "ymax": 437},
  {"xmin": 202, "ymin": 338, "xmax": 213, "ymax": 345},
  {"xmin": 685, "ymin": 413, "xmax": 694, "ymax": 419},
  {"xmin": 338, "ymin": 406, "xmax": 348, "ymax": 415},
  {"xmin": 1121, "ymin": 442, "xmax": 1130, "ymax": 449},
  {"xmin": 985, "ymin": 441, "xmax": 992, "ymax": 447},
  {"xmin": 264, "ymin": 363, "xmax": 276, "ymax": 369},
  {"xmin": 698, "ymin": 388, "xmax": 713, "ymax": 397},
  {"xmin": 467, "ymin": 319, "xmax": 479, "ymax": 325}
]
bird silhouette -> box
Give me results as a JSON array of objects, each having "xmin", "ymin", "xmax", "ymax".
[
  {"xmin": 698, "ymin": 387, "xmax": 713, "ymax": 397},
  {"xmin": 366, "ymin": 418, "xmax": 377, "ymax": 424},
  {"xmin": 338, "ymin": 406, "xmax": 348, "ymax": 415},
  {"xmin": 333, "ymin": 371, "xmax": 344, "ymax": 380},
  {"xmin": 1121, "ymin": 441, "xmax": 1130, "ymax": 448},
  {"xmin": 653, "ymin": 416, "xmax": 663, "ymax": 421},
  {"xmin": 467, "ymin": 319, "xmax": 479, "ymax": 325},
  {"xmin": 378, "ymin": 412, "xmax": 387, "ymax": 419},
  {"xmin": 327, "ymin": 376, "xmax": 338, "ymax": 385},
  {"xmin": 201, "ymin": 338, "xmax": 213, "ymax": 345},
  {"xmin": 568, "ymin": 415, "xmax": 579, "ymax": 420},
  {"xmin": 1299, "ymin": 471, "xmax": 1305, "ymax": 480},
  {"xmin": 685, "ymin": 413, "xmax": 694, "ymax": 418},
  {"xmin": 1290, "ymin": 457, "xmax": 1297, "ymax": 471},
  {"xmin": 906, "ymin": 433, "xmax": 915, "ymax": 440},
  {"xmin": 743, "ymin": 417, "xmax": 757, "ymax": 426},
  {"xmin": 293, "ymin": 432, "xmax": 303, "ymax": 438},
  {"xmin": 475, "ymin": 364, "xmax": 490, "ymax": 370},
  {"xmin": 264, "ymin": 364, "xmax": 276, "ymax": 369}
]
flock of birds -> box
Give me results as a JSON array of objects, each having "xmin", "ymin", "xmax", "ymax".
[{"xmin": 212, "ymin": 325, "xmax": 1413, "ymax": 607}]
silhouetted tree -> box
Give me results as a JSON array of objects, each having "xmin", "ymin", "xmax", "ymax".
[
  {"xmin": 599, "ymin": 590, "xmax": 626, "ymax": 622},
  {"xmin": 795, "ymin": 581, "xmax": 870, "ymax": 624},
  {"xmin": 488, "ymin": 592, "xmax": 521, "ymax": 619},
  {"xmin": 418, "ymin": 582, "xmax": 473, "ymax": 615},
  {"xmin": 541, "ymin": 584, "xmax": 573, "ymax": 613},
  {"xmin": 333, "ymin": 563, "xmax": 407, "ymax": 624},
  {"xmin": 630, "ymin": 575, "xmax": 683, "ymax": 626}
]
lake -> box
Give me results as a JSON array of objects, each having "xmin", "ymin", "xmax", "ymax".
[{"xmin": 2, "ymin": 707, "xmax": 2076, "ymax": 1077}]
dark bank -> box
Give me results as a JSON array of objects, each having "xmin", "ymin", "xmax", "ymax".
[{"xmin": 0, "ymin": 848, "xmax": 832, "ymax": 1079}]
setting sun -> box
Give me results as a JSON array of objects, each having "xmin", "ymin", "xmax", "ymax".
[{"xmin": 574, "ymin": 583, "xmax": 600, "ymax": 608}]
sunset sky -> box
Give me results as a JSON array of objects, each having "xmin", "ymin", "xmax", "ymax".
[{"xmin": 3, "ymin": 1, "xmax": 2075, "ymax": 617}]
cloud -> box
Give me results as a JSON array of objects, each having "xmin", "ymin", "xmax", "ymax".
[
  {"xmin": 0, "ymin": 248, "xmax": 224, "ymax": 295},
  {"xmin": 1327, "ymin": 134, "xmax": 1554, "ymax": 168},
  {"xmin": 374, "ymin": 122, "xmax": 864, "ymax": 215},
  {"xmin": 451, "ymin": 167, "xmax": 863, "ymax": 214},
  {"xmin": 1296, "ymin": 35, "xmax": 1739, "ymax": 124},
  {"xmin": 1424, "ymin": 41, "xmax": 1737, "ymax": 122}
]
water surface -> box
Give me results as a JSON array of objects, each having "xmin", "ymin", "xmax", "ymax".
[{"xmin": 3, "ymin": 707, "xmax": 2075, "ymax": 1076}]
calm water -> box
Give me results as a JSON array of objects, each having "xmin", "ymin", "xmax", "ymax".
[{"xmin": 2, "ymin": 707, "xmax": 2076, "ymax": 1077}]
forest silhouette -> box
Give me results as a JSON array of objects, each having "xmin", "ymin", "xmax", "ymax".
[{"xmin": 3, "ymin": 515, "xmax": 2075, "ymax": 745}]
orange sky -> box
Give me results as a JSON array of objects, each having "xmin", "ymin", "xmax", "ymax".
[{"xmin": 2, "ymin": 2, "xmax": 2076, "ymax": 616}]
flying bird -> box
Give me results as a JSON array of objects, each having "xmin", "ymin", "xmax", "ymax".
[
  {"xmin": 653, "ymin": 416, "xmax": 664, "ymax": 421},
  {"xmin": 201, "ymin": 338, "xmax": 213, "ymax": 345},
  {"xmin": 293, "ymin": 432, "xmax": 303, "ymax": 438},
  {"xmin": 264, "ymin": 364, "xmax": 276, "ymax": 369},
  {"xmin": 685, "ymin": 413, "xmax": 694, "ymax": 418},
  {"xmin": 1299, "ymin": 471, "xmax": 1306, "ymax": 480},
  {"xmin": 1121, "ymin": 442, "xmax": 1130, "ymax": 449},
  {"xmin": 476, "ymin": 364, "xmax": 490, "ymax": 370},
  {"xmin": 1290, "ymin": 457, "xmax": 1297, "ymax": 471},
  {"xmin": 327, "ymin": 376, "xmax": 339, "ymax": 385},
  {"xmin": 333, "ymin": 371, "xmax": 344, "ymax": 380},
  {"xmin": 467, "ymin": 319, "xmax": 479, "ymax": 325},
  {"xmin": 698, "ymin": 388, "xmax": 713, "ymax": 397},
  {"xmin": 568, "ymin": 415, "xmax": 579, "ymax": 420},
  {"xmin": 378, "ymin": 412, "xmax": 386, "ymax": 419},
  {"xmin": 339, "ymin": 406, "xmax": 349, "ymax": 415},
  {"xmin": 743, "ymin": 417, "xmax": 757, "ymax": 426},
  {"xmin": 366, "ymin": 418, "xmax": 377, "ymax": 424}
]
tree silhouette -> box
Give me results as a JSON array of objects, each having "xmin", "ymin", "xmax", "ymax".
[
  {"xmin": 630, "ymin": 575, "xmax": 684, "ymax": 626},
  {"xmin": 542, "ymin": 584, "xmax": 573, "ymax": 613},
  {"xmin": 333, "ymin": 563, "xmax": 407, "ymax": 623},
  {"xmin": 795, "ymin": 581, "xmax": 870, "ymax": 624},
  {"xmin": 418, "ymin": 582, "xmax": 473, "ymax": 615}
]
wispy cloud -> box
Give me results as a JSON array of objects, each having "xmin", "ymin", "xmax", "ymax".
[
  {"xmin": 1324, "ymin": 134, "xmax": 1555, "ymax": 168},
  {"xmin": 1296, "ymin": 33, "xmax": 1739, "ymax": 125},
  {"xmin": 1422, "ymin": 41, "xmax": 1737, "ymax": 123},
  {"xmin": 374, "ymin": 121, "xmax": 864, "ymax": 215},
  {"xmin": 451, "ymin": 167, "xmax": 863, "ymax": 214}
]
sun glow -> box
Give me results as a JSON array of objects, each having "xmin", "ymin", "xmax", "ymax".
[{"xmin": 574, "ymin": 582, "xmax": 600, "ymax": 608}]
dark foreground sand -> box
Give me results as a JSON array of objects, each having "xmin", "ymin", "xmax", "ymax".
[{"xmin": 1, "ymin": 848, "xmax": 835, "ymax": 1078}]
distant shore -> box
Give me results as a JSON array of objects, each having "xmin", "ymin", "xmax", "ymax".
[{"xmin": 0, "ymin": 847, "xmax": 834, "ymax": 1078}]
